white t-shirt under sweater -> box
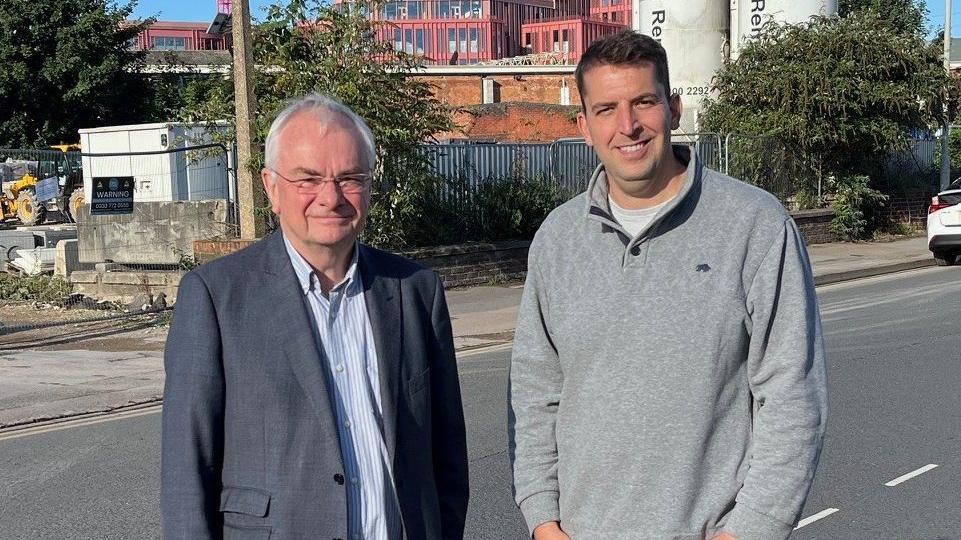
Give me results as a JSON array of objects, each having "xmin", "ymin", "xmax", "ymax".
[{"xmin": 608, "ymin": 195, "xmax": 670, "ymax": 238}]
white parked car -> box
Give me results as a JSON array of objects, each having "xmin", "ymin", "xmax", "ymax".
[{"xmin": 928, "ymin": 178, "xmax": 961, "ymax": 266}]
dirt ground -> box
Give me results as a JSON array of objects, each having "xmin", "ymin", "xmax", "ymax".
[{"xmin": 0, "ymin": 302, "xmax": 169, "ymax": 352}]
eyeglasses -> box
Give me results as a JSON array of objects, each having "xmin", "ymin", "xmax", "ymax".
[{"xmin": 268, "ymin": 168, "xmax": 372, "ymax": 194}]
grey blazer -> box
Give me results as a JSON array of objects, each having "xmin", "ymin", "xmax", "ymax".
[{"xmin": 161, "ymin": 232, "xmax": 469, "ymax": 540}]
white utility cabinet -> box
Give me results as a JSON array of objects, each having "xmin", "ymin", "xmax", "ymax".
[{"xmin": 78, "ymin": 122, "xmax": 232, "ymax": 204}]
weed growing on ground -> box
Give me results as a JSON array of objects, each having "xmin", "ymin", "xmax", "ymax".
[{"xmin": 0, "ymin": 274, "xmax": 73, "ymax": 304}]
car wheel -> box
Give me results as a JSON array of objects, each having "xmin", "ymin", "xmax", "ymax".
[{"xmin": 933, "ymin": 251, "xmax": 957, "ymax": 266}]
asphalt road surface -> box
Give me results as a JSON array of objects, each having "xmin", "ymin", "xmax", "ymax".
[{"xmin": 0, "ymin": 267, "xmax": 958, "ymax": 539}]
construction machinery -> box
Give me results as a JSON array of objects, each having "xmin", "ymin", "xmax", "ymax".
[{"xmin": 0, "ymin": 144, "xmax": 83, "ymax": 225}]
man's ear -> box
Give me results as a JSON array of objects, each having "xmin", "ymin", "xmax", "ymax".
[
  {"xmin": 669, "ymin": 93, "xmax": 683, "ymax": 131},
  {"xmin": 577, "ymin": 110, "xmax": 594, "ymax": 147},
  {"xmin": 261, "ymin": 169, "xmax": 281, "ymax": 214}
]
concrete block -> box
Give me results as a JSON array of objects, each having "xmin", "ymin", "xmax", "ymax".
[
  {"xmin": 55, "ymin": 239, "xmax": 80, "ymax": 277},
  {"xmin": 68, "ymin": 270, "xmax": 100, "ymax": 284},
  {"xmin": 76, "ymin": 200, "xmax": 233, "ymax": 265},
  {"xmin": 95, "ymin": 262, "xmax": 122, "ymax": 272},
  {"xmin": 102, "ymin": 272, "xmax": 147, "ymax": 286}
]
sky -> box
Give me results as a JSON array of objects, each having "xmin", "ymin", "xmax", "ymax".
[
  {"xmin": 129, "ymin": 0, "xmax": 275, "ymax": 22},
  {"xmin": 130, "ymin": 0, "xmax": 961, "ymax": 36}
]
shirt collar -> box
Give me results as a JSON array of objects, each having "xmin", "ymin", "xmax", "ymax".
[
  {"xmin": 282, "ymin": 233, "xmax": 360, "ymax": 296},
  {"xmin": 585, "ymin": 144, "xmax": 697, "ymax": 230}
]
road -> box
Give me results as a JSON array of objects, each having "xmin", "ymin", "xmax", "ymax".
[{"xmin": 0, "ymin": 267, "xmax": 958, "ymax": 539}]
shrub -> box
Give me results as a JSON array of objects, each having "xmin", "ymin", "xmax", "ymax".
[
  {"xmin": 830, "ymin": 175, "xmax": 889, "ymax": 241},
  {"xmin": 0, "ymin": 274, "xmax": 73, "ymax": 304},
  {"xmin": 369, "ymin": 172, "xmax": 570, "ymax": 248}
]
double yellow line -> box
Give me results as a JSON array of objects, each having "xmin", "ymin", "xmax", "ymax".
[{"xmin": 0, "ymin": 403, "xmax": 162, "ymax": 443}]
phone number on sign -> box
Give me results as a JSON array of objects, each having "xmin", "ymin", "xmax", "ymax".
[
  {"xmin": 671, "ymin": 86, "xmax": 711, "ymax": 97},
  {"xmin": 93, "ymin": 201, "xmax": 131, "ymax": 210}
]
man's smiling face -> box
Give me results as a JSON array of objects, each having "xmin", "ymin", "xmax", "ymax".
[{"xmin": 576, "ymin": 62, "xmax": 682, "ymax": 197}]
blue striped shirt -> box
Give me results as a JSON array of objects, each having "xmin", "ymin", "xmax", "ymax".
[{"xmin": 284, "ymin": 236, "xmax": 402, "ymax": 540}]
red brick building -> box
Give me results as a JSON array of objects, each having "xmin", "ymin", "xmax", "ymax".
[
  {"xmin": 520, "ymin": 16, "xmax": 624, "ymax": 63},
  {"xmin": 356, "ymin": 0, "xmax": 627, "ymax": 65},
  {"xmin": 131, "ymin": 21, "xmax": 231, "ymax": 51}
]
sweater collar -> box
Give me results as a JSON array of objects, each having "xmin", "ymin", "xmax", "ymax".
[{"xmin": 584, "ymin": 144, "xmax": 701, "ymax": 241}]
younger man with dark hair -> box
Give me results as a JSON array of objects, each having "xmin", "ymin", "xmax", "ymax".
[{"xmin": 509, "ymin": 31, "xmax": 827, "ymax": 540}]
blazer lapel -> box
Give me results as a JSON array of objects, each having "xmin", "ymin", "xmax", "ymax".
[
  {"xmin": 359, "ymin": 245, "xmax": 402, "ymax": 463},
  {"xmin": 262, "ymin": 232, "xmax": 338, "ymax": 431}
]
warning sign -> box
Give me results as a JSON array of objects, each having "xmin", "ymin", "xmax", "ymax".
[{"xmin": 91, "ymin": 176, "xmax": 134, "ymax": 215}]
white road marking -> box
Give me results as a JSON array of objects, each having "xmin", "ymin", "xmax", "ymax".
[
  {"xmin": 457, "ymin": 342, "xmax": 513, "ymax": 358},
  {"xmin": 794, "ymin": 508, "xmax": 840, "ymax": 530},
  {"xmin": 885, "ymin": 464, "xmax": 939, "ymax": 487},
  {"xmin": 0, "ymin": 404, "xmax": 162, "ymax": 442}
]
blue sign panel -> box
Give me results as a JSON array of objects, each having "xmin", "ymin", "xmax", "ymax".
[{"xmin": 34, "ymin": 177, "xmax": 59, "ymax": 202}]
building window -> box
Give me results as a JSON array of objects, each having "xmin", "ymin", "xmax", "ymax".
[
  {"xmin": 416, "ymin": 29, "xmax": 425, "ymax": 54},
  {"xmin": 394, "ymin": 28, "xmax": 403, "ymax": 51},
  {"xmin": 438, "ymin": 0, "xmax": 450, "ymax": 17},
  {"xmin": 408, "ymin": 1, "xmax": 422, "ymax": 18},
  {"xmin": 151, "ymin": 36, "xmax": 187, "ymax": 50},
  {"xmin": 448, "ymin": 28, "xmax": 457, "ymax": 53},
  {"xmin": 459, "ymin": 27, "xmax": 468, "ymax": 53},
  {"xmin": 469, "ymin": 27, "xmax": 478, "ymax": 52},
  {"xmin": 382, "ymin": 2, "xmax": 396, "ymax": 19}
]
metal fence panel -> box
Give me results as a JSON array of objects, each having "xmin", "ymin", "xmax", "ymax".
[
  {"xmin": 423, "ymin": 135, "xmax": 724, "ymax": 198},
  {"xmin": 549, "ymin": 139, "xmax": 600, "ymax": 193},
  {"xmin": 423, "ymin": 143, "xmax": 554, "ymax": 183},
  {"xmin": 723, "ymin": 133, "xmax": 806, "ymax": 206}
]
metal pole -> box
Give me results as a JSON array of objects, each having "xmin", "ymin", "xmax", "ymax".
[
  {"xmin": 232, "ymin": 0, "xmax": 264, "ymax": 239},
  {"xmin": 942, "ymin": 0, "xmax": 953, "ymax": 191}
]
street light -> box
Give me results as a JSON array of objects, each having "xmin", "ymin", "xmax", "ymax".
[{"xmin": 943, "ymin": 0, "xmax": 952, "ymax": 191}]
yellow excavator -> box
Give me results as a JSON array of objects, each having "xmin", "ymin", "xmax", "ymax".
[{"xmin": 0, "ymin": 144, "xmax": 83, "ymax": 225}]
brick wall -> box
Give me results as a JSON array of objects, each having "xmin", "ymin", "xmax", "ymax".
[
  {"xmin": 194, "ymin": 239, "xmax": 258, "ymax": 264},
  {"xmin": 408, "ymin": 209, "xmax": 837, "ymax": 287},
  {"xmin": 189, "ymin": 210, "xmax": 836, "ymax": 289},
  {"xmin": 443, "ymin": 102, "xmax": 581, "ymax": 142},
  {"xmin": 403, "ymin": 240, "xmax": 530, "ymax": 287},
  {"xmin": 882, "ymin": 189, "xmax": 932, "ymax": 226},
  {"xmin": 793, "ymin": 209, "xmax": 837, "ymax": 245},
  {"xmin": 416, "ymin": 73, "xmax": 581, "ymax": 109}
]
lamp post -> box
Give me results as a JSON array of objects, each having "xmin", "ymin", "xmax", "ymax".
[{"xmin": 942, "ymin": 0, "xmax": 952, "ymax": 191}]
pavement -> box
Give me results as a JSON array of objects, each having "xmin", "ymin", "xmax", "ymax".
[{"xmin": 0, "ymin": 235, "xmax": 941, "ymax": 429}]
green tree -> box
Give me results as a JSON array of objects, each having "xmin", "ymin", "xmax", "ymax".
[
  {"xmin": 703, "ymin": 12, "xmax": 949, "ymax": 199},
  {"xmin": 182, "ymin": 0, "xmax": 454, "ymax": 248},
  {"xmin": 839, "ymin": 0, "xmax": 927, "ymax": 35},
  {"xmin": 0, "ymin": 0, "xmax": 153, "ymax": 147}
]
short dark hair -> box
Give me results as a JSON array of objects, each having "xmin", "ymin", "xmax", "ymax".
[{"xmin": 575, "ymin": 31, "xmax": 671, "ymax": 105}]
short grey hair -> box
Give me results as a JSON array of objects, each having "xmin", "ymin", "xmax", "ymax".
[{"xmin": 263, "ymin": 92, "xmax": 377, "ymax": 171}]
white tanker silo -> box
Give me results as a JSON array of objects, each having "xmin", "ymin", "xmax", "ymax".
[
  {"xmin": 633, "ymin": 0, "xmax": 729, "ymax": 134},
  {"xmin": 731, "ymin": 0, "xmax": 838, "ymax": 56}
]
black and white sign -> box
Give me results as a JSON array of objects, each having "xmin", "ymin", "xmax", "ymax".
[{"xmin": 91, "ymin": 176, "xmax": 134, "ymax": 215}]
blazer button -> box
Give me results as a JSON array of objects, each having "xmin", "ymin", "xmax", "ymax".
[{"xmin": 333, "ymin": 474, "xmax": 345, "ymax": 485}]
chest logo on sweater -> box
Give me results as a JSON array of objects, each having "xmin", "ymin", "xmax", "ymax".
[{"xmin": 695, "ymin": 264, "xmax": 712, "ymax": 273}]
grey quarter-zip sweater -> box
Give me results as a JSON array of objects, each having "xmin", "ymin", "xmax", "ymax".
[{"xmin": 508, "ymin": 147, "xmax": 827, "ymax": 540}]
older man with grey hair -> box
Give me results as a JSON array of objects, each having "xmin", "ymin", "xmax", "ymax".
[{"xmin": 162, "ymin": 92, "xmax": 469, "ymax": 540}]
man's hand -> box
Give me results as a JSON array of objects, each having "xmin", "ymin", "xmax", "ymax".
[
  {"xmin": 712, "ymin": 532, "xmax": 738, "ymax": 540},
  {"xmin": 533, "ymin": 521, "xmax": 570, "ymax": 540}
]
